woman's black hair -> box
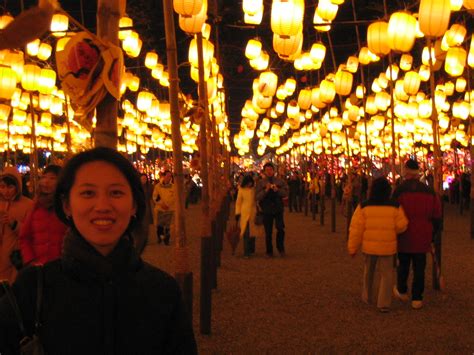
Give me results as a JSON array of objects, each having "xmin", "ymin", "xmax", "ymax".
[
  {"xmin": 369, "ymin": 176, "xmax": 391, "ymax": 202},
  {"xmin": 240, "ymin": 174, "xmax": 255, "ymax": 187},
  {"xmin": 54, "ymin": 147, "xmax": 145, "ymax": 233},
  {"xmin": 1, "ymin": 175, "xmax": 18, "ymax": 187}
]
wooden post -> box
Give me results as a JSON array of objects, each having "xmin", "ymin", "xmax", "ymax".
[
  {"xmin": 162, "ymin": 0, "xmax": 193, "ymax": 317},
  {"xmin": 95, "ymin": 0, "xmax": 124, "ymax": 148},
  {"xmin": 29, "ymin": 93, "xmax": 39, "ymax": 195}
]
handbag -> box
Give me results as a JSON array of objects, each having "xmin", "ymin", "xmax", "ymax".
[{"xmin": 0, "ymin": 266, "xmax": 45, "ymax": 355}]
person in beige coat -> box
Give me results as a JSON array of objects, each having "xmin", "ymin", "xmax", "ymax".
[
  {"xmin": 152, "ymin": 170, "xmax": 175, "ymax": 245},
  {"xmin": 235, "ymin": 174, "xmax": 257, "ymax": 258},
  {"xmin": 0, "ymin": 167, "xmax": 33, "ymax": 283}
]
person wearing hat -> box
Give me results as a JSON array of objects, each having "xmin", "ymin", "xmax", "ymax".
[
  {"xmin": 19, "ymin": 165, "xmax": 68, "ymax": 266},
  {"xmin": 392, "ymin": 159, "xmax": 442, "ymax": 310},
  {"xmin": 255, "ymin": 162, "xmax": 289, "ymax": 257},
  {"xmin": 0, "ymin": 167, "xmax": 33, "ymax": 283}
]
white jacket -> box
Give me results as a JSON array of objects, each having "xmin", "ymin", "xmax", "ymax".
[{"xmin": 235, "ymin": 187, "xmax": 257, "ymax": 237}]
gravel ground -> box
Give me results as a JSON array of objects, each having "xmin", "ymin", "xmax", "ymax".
[{"xmin": 142, "ymin": 201, "xmax": 474, "ymax": 354}]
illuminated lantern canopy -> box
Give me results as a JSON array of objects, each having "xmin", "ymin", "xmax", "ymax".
[
  {"xmin": 367, "ymin": 21, "xmax": 390, "ymax": 56},
  {"xmin": 271, "ymin": 0, "xmax": 304, "ymax": 37},
  {"xmin": 418, "ymin": 0, "xmax": 451, "ymax": 37},
  {"xmin": 334, "ymin": 70, "xmax": 353, "ymax": 96},
  {"xmin": 445, "ymin": 47, "xmax": 467, "ymax": 76},
  {"xmin": 0, "ymin": 66, "xmax": 18, "ymax": 99},
  {"xmin": 387, "ymin": 12, "xmax": 417, "ymax": 52},
  {"xmin": 173, "ymin": 0, "xmax": 203, "ymax": 16}
]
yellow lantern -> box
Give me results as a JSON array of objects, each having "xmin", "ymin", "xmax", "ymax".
[
  {"xmin": 334, "ymin": 70, "xmax": 353, "ymax": 96},
  {"xmin": 145, "ymin": 52, "xmax": 158, "ymax": 69},
  {"xmin": 273, "ymin": 32, "xmax": 303, "ymax": 59},
  {"xmin": 26, "ymin": 39, "xmax": 41, "ymax": 57},
  {"xmin": 367, "ymin": 21, "xmax": 390, "ymax": 56},
  {"xmin": 404, "ymin": 71, "xmax": 421, "ymax": 95},
  {"xmin": 297, "ymin": 88, "xmax": 312, "ymax": 110},
  {"xmin": 173, "ymin": 0, "xmax": 203, "ymax": 16},
  {"xmin": 178, "ymin": 0, "xmax": 207, "ymax": 34},
  {"xmin": 418, "ymin": 0, "xmax": 451, "ymax": 38},
  {"xmin": 271, "ymin": 0, "xmax": 304, "ymax": 37},
  {"xmin": 244, "ymin": 10, "xmax": 263, "ymax": 25},
  {"xmin": 313, "ymin": 12, "xmax": 331, "ymax": 32},
  {"xmin": 419, "ymin": 65, "xmax": 431, "ymax": 81},
  {"xmin": 320, "ymin": 79, "xmax": 336, "ymax": 103},
  {"xmin": 455, "ymin": 77, "xmax": 466, "ymax": 92},
  {"xmin": 245, "ymin": 39, "xmax": 262, "ymax": 60},
  {"xmin": 464, "ymin": 0, "xmax": 474, "ymax": 9},
  {"xmin": 137, "ymin": 91, "xmax": 154, "ymax": 112},
  {"xmin": 0, "ymin": 14, "xmax": 13, "ymax": 29},
  {"xmin": 0, "ymin": 66, "xmax": 18, "ymax": 100},
  {"xmin": 50, "ymin": 13, "xmax": 69, "ymax": 34},
  {"xmin": 400, "ymin": 54, "xmax": 413, "ymax": 71},
  {"xmin": 346, "ymin": 56, "xmax": 359, "ymax": 73},
  {"xmin": 450, "ymin": 0, "xmax": 463, "ymax": 10},
  {"xmin": 316, "ymin": 0, "xmax": 338, "ymax": 21},
  {"xmin": 243, "ymin": 0, "xmax": 263, "ymax": 16},
  {"xmin": 21, "ymin": 64, "xmax": 41, "ymax": 92},
  {"xmin": 38, "ymin": 68, "xmax": 56, "ymax": 94},
  {"xmin": 37, "ymin": 43, "xmax": 52, "ymax": 61},
  {"xmin": 56, "ymin": 37, "xmax": 71, "ymax": 52},
  {"xmin": 387, "ymin": 12, "xmax": 417, "ymax": 52},
  {"xmin": 258, "ymin": 71, "xmax": 278, "ymax": 97},
  {"xmin": 0, "ymin": 104, "xmax": 11, "ymax": 121},
  {"xmin": 359, "ymin": 47, "xmax": 373, "ymax": 65},
  {"xmin": 445, "ymin": 47, "xmax": 466, "ymax": 76}
]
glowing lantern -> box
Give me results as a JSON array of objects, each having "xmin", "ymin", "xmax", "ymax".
[
  {"xmin": 386, "ymin": 65, "xmax": 399, "ymax": 81},
  {"xmin": 50, "ymin": 13, "xmax": 69, "ymax": 34},
  {"xmin": 250, "ymin": 51, "xmax": 269, "ymax": 71},
  {"xmin": 456, "ymin": 77, "xmax": 466, "ymax": 92},
  {"xmin": 346, "ymin": 56, "xmax": 359, "ymax": 73},
  {"xmin": 0, "ymin": 14, "xmax": 13, "ymax": 29},
  {"xmin": 446, "ymin": 24, "xmax": 466, "ymax": 47},
  {"xmin": 316, "ymin": 0, "xmax": 338, "ymax": 21},
  {"xmin": 419, "ymin": 65, "xmax": 431, "ymax": 81},
  {"xmin": 404, "ymin": 71, "xmax": 421, "ymax": 95},
  {"xmin": 188, "ymin": 37, "xmax": 214, "ymax": 67},
  {"xmin": 320, "ymin": 79, "xmax": 336, "ymax": 103},
  {"xmin": 298, "ymin": 89, "xmax": 312, "ymax": 110},
  {"xmin": 445, "ymin": 47, "xmax": 466, "ymax": 76},
  {"xmin": 464, "ymin": 0, "xmax": 474, "ymax": 8},
  {"xmin": 37, "ymin": 43, "xmax": 52, "ymax": 61},
  {"xmin": 271, "ymin": 0, "xmax": 304, "ymax": 37},
  {"xmin": 359, "ymin": 47, "xmax": 373, "ymax": 65},
  {"xmin": 56, "ymin": 36, "xmax": 71, "ymax": 52},
  {"xmin": 173, "ymin": 0, "xmax": 203, "ymax": 16},
  {"xmin": 245, "ymin": 39, "xmax": 262, "ymax": 59},
  {"xmin": 243, "ymin": 0, "xmax": 263, "ymax": 15},
  {"xmin": 137, "ymin": 91, "xmax": 154, "ymax": 112},
  {"xmin": 244, "ymin": 10, "xmax": 263, "ymax": 25},
  {"xmin": 38, "ymin": 68, "xmax": 56, "ymax": 94},
  {"xmin": 334, "ymin": 70, "xmax": 353, "ymax": 96},
  {"xmin": 418, "ymin": 0, "xmax": 451, "ymax": 38},
  {"xmin": 313, "ymin": 12, "xmax": 331, "ymax": 32},
  {"xmin": 400, "ymin": 54, "xmax": 413, "ymax": 71},
  {"xmin": 450, "ymin": 0, "xmax": 463, "ymax": 10},
  {"xmin": 273, "ymin": 32, "xmax": 303, "ymax": 59},
  {"xmin": 367, "ymin": 21, "xmax": 390, "ymax": 56},
  {"xmin": 258, "ymin": 71, "xmax": 278, "ymax": 97},
  {"xmin": 21, "ymin": 64, "xmax": 41, "ymax": 92},
  {"xmin": 178, "ymin": 0, "xmax": 207, "ymax": 34},
  {"xmin": 387, "ymin": 12, "xmax": 417, "ymax": 52},
  {"xmin": 0, "ymin": 66, "xmax": 18, "ymax": 100},
  {"xmin": 26, "ymin": 39, "xmax": 41, "ymax": 56},
  {"xmin": 145, "ymin": 52, "xmax": 158, "ymax": 69}
]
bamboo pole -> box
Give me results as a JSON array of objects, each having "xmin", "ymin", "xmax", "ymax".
[
  {"xmin": 29, "ymin": 93, "xmax": 39, "ymax": 196},
  {"xmin": 95, "ymin": 0, "xmax": 123, "ymax": 148},
  {"xmin": 162, "ymin": 0, "xmax": 193, "ymax": 318}
]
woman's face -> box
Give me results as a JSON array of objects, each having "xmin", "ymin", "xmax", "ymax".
[
  {"xmin": 39, "ymin": 172, "xmax": 58, "ymax": 194},
  {"xmin": 0, "ymin": 181, "xmax": 17, "ymax": 200},
  {"xmin": 63, "ymin": 161, "xmax": 136, "ymax": 256}
]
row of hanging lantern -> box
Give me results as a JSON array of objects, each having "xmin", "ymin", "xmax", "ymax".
[{"xmin": 237, "ymin": 0, "xmax": 474, "ymax": 164}]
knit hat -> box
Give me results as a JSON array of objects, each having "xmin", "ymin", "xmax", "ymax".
[
  {"xmin": 43, "ymin": 164, "xmax": 62, "ymax": 176},
  {"xmin": 403, "ymin": 159, "xmax": 420, "ymax": 177}
]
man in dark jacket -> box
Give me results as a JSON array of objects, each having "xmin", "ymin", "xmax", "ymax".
[
  {"xmin": 392, "ymin": 159, "xmax": 442, "ymax": 310},
  {"xmin": 256, "ymin": 163, "xmax": 289, "ymax": 257}
]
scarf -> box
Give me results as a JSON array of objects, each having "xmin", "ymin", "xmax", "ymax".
[{"xmin": 61, "ymin": 229, "xmax": 142, "ymax": 283}]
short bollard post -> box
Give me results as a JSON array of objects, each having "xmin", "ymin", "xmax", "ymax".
[
  {"xmin": 210, "ymin": 219, "xmax": 217, "ymax": 289},
  {"xmin": 200, "ymin": 236, "xmax": 212, "ymax": 335}
]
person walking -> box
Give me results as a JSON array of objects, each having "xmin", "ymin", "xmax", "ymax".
[
  {"xmin": 133, "ymin": 173, "xmax": 154, "ymax": 254},
  {"xmin": 348, "ymin": 177, "xmax": 408, "ymax": 312},
  {"xmin": 392, "ymin": 159, "xmax": 442, "ymax": 310},
  {"xmin": 0, "ymin": 147, "xmax": 197, "ymax": 354},
  {"xmin": 256, "ymin": 162, "xmax": 288, "ymax": 257},
  {"xmin": 235, "ymin": 174, "xmax": 257, "ymax": 258},
  {"xmin": 0, "ymin": 167, "xmax": 33, "ymax": 283},
  {"xmin": 19, "ymin": 165, "xmax": 68, "ymax": 266},
  {"xmin": 153, "ymin": 170, "xmax": 175, "ymax": 245}
]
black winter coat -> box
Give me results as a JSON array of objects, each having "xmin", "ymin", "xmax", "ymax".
[{"xmin": 0, "ymin": 230, "xmax": 197, "ymax": 355}]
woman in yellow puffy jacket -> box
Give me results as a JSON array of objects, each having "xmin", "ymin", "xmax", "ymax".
[{"xmin": 348, "ymin": 176, "xmax": 408, "ymax": 312}]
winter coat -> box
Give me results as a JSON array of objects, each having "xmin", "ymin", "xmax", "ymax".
[
  {"xmin": 152, "ymin": 182, "xmax": 175, "ymax": 226},
  {"xmin": 235, "ymin": 186, "xmax": 257, "ymax": 237},
  {"xmin": 19, "ymin": 203, "xmax": 68, "ymax": 265},
  {"xmin": 393, "ymin": 178, "xmax": 442, "ymax": 253},
  {"xmin": 255, "ymin": 175, "xmax": 288, "ymax": 214},
  {"xmin": 348, "ymin": 200, "xmax": 408, "ymax": 256},
  {"xmin": 0, "ymin": 168, "xmax": 33, "ymax": 283},
  {"xmin": 0, "ymin": 229, "xmax": 197, "ymax": 355}
]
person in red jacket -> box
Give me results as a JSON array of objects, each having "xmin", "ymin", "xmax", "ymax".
[
  {"xmin": 19, "ymin": 165, "xmax": 68, "ymax": 265},
  {"xmin": 392, "ymin": 159, "xmax": 442, "ymax": 310}
]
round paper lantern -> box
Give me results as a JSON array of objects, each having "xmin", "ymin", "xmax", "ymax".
[
  {"xmin": 367, "ymin": 21, "xmax": 390, "ymax": 56},
  {"xmin": 445, "ymin": 47, "xmax": 467, "ymax": 76},
  {"xmin": 387, "ymin": 12, "xmax": 417, "ymax": 52},
  {"xmin": 0, "ymin": 14, "xmax": 13, "ymax": 29},
  {"xmin": 273, "ymin": 32, "xmax": 303, "ymax": 59},
  {"xmin": 320, "ymin": 79, "xmax": 336, "ymax": 103},
  {"xmin": 173, "ymin": 0, "xmax": 203, "ymax": 16},
  {"xmin": 178, "ymin": 0, "xmax": 207, "ymax": 34},
  {"xmin": 346, "ymin": 56, "xmax": 359, "ymax": 73},
  {"xmin": 418, "ymin": 0, "xmax": 451, "ymax": 38},
  {"xmin": 258, "ymin": 71, "xmax": 278, "ymax": 97},
  {"xmin": 271, "ymin": 0, "xmax": 304, "ymax": 37},
  {"xmin": 455, "ymin": 77, "xmax": 467, "ymax": 92},
  {"xmin": 50, "ymin": 13, "xmax": 69, "ymax": 34},
  {"xmin": 335, "ymin": 70, "xmax": 353, "ymax": 96},
  {"xmin": 243, "ymin": 0, "xmax": 263, "ymax": 15},
  {"xmin": 244, "ymin": 10, "xmax": 263, "ymax": 25},
  {"xmin": 0, "ymin": 66, "xmax": 18, "ymax": 100},
  {"xmin": 400, "ymin": 54, "xmax": 413, "ymax": 71},
  {"xmin": 38, "ymin": 68, "xmax": 56, "ymax": 95},
  {"xmin": 37, "ymin": 43, "xmax": 52, "ymax": 61},
  {"xmin": 316, "ymin": 0, "xmax": 338, "ymax": 21},
  {"xmin": 145, "ymin": 52, "xmax": 159, "ymax": 69},
  {"xmin": 419, "ymin": 65, "xmax": 431, "ymax": 81},
  {"xmin": 298, "ymin": 89, "xmax": 312, "ymax": 110},
  {"xmin": 445, "ymin": 24, "xmax": 466, "ymax": 47},
  {"xmin": 245, "ymin": 39, "xmax": 262, "ymax": 59},
  {"xmin": 310, "ymin": 42, "xmax": 326, "ymax": 62},
  {"xmin": 404, "ymin": 71, "xmax": 421, "ymax": 95},
  {"xmin": 21, "ymin": 64, "xmax": 41, "ymax": 92},
  {"xmin": 464, "ymin": 0, "xmax": 474, "ymax": 9}
]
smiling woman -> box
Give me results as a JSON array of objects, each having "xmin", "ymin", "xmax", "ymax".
[{"xmin": 0, "ymin": 147, "xmax": 197, "ymax": 354}]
